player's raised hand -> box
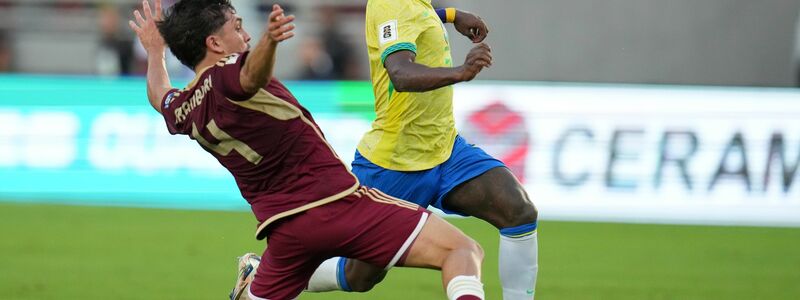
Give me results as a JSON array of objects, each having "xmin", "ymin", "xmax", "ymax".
[
  {"xmin": 453, "ymin": 10, "xmax": 489, "ymax": 43},
  {"xmin": 458, "ymin": 43, "xmax": 492, "ymax": 81},
  {"xmin": 267, "ymin": 4, "xmax": 295, "ymax": 43},
  {"xmin": 129, "ymin": 0, "xmax": 165, "ymax": 54}
]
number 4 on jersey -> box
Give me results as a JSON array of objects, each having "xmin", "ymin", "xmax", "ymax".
[{"xmin": 191, "ymin": 120, "xmax": 264, "ymax": 165}]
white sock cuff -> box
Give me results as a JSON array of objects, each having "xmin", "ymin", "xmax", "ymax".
[
  {"xmin": 446, "ymin": 275, "xmax": 484, "ymax": 300},
  {"xmin": 500, "ymin": 230, "xmax": 538, "ymax": 242},
  {"xmin": 305, "ymin": 257, "xmax": 342, "ymax": 292}
]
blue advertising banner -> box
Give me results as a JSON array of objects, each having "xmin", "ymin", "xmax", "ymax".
[{"xmin": 0, "ymin": 75, "xmax": 373, "ymax": 211}]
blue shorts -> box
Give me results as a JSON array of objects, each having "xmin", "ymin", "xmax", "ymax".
[{"xmin": 351, "ymin": 135, "xmax": 506, "ymax": 215}]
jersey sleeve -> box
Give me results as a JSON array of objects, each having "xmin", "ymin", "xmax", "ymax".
[
  {"xmin": 370, "ymin": 1, "xmax": 427, "ymax": 66},
  {"xmin": 209, "ymin": 51, "xmax": 257, "ymax": 101},
  {"xmin": 160, "ymin": 88, "xmax": 187, "ymax": 135}
]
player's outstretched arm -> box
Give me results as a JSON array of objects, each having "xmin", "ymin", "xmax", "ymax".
[
  {"xmin": 239, "ymin": 4, "xmax": 295, "ymax": 94},
  {"xmin": 129, "ymin": 0, "xmax": 171, "ymax": 114},
  {"xmin": 384, "ymin": 43, "xmax": 493, "ymax": 93}
]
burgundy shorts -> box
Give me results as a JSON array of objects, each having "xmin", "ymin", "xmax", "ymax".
[{"xmin": 249, "ymin": 186, "xmax": 429, "ymax": 300}]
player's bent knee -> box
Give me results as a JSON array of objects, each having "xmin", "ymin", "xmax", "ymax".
[
  {"xmin": 507, "ymin": 188, "xmax": 538, "ymax": 223},
  {"xmin": 496, "ymin": 181, "xmax": 539, "ymax": 228},
  {"xmin": 452, "ymin": 234, "xmax": 484, "ymax": 263},
  {"xmin": 497, "ymin": 200, "xmax": 538, "ymax": 229},
  {"xmin": 518, "ymin": 203, "xmax": 538, "ymax": 223},
  {"xmin": 402, "ymin": 215, "xmax": 484, "ymax": 269},
  {"xmin": 467, "ymin": 237, "xmax": 485, "ymax": 262}
]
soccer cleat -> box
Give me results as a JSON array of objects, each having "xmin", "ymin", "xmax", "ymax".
[{"xmin": 229, "ymin": 253, "xmax": 261, "ymax": 300}]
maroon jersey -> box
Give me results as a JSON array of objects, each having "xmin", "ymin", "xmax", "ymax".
[{"xmin": 160, "ymin": 52, "xmax": 358, "ymax": 239}]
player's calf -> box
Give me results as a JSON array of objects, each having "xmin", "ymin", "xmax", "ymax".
[
  {"xmin": 344, "ymin": 259, "xmax": 387, "ymax": 292},
  {"xmin": 443, "ymin": 167, "xmax": 540, "ymax": 299},
  {"xmin": 306, "ymin": 257, "xmax": 387, "ymax": 293}
]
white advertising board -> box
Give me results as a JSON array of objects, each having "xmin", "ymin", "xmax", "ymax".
[{"xmin": 453, "ymin": 84, "xmax": 800, "ymax": 226}]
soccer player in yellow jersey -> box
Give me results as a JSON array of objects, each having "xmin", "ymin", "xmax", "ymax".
[{"xmin": 305, "ymin": 1, "xmax": 539, "ymax": 299}]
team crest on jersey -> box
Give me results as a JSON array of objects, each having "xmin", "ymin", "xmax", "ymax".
[
  {"xmin": 163, "ymin": 91, "xmax": 177, "ymax": 109},
  {"xmin": 379, "ymin": 20, "xmax": 398, "ymax": 45}
]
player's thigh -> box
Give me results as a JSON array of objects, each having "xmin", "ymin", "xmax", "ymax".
[
  {"xmin": 443, "ymin": 167, "xmax": 537, "ymax": 229},
  {"xmin": 399, "ymin": 213, "xmax": 483, "ymax": 269},
  {"xmin": 251, "ymin": 258, "xmax": 321, "ymax": 300},
  {"xmin": 337, "ymin": 188, "xmax": 430, "ymax": 268},
  {"xmin": 250, "ymin": 222, "xmax": 324, "ymax": 299}
]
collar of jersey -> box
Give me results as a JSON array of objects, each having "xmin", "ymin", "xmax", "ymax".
[{"xmin": 184, "ymin": 65, "xmax": 214, "ymax": 91}]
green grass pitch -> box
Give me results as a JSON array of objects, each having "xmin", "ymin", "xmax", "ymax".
[{"xmin": 1, "ymin": 202, "xmax": 799, "ymax": 299}]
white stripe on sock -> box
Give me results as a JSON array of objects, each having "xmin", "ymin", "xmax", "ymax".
[{"xmin": 446, "ymin": 275, "xmax": 484, "ymax": 300}]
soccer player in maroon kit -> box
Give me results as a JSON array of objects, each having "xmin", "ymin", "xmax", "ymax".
[{"xmin": 129, "ymin": 0, "xmax": 486, "ymax": 299}]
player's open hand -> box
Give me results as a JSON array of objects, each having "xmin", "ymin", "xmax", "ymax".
[
  {"xmin": 267, "ymin": 4, "xmax": 295, "ymax": 43},
  {"xmin": 459, "ymin": 43, "xmax": 492, "ymax": 81},
  {"xmin": 129, "ymin": 0, "xmax": 165, "ymax": 55},
  {"xmin": 453, "ymin": 10, "xmax": 489, "ymax": 43}
]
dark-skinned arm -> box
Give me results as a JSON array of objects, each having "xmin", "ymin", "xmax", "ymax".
[
  {"xmin": 436, "ymin": 8, "xmax": 490, "ymax": 43},
  {"xmin": 384, "ymin": 43, "xmax": 493, "ymax": 93}
]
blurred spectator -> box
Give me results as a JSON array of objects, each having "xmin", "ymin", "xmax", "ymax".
[
  {"xmin": 0, "ymin": 29, "xmax": 11, "ymax": 72},
  {"xmin": 298, "ymin": 6, "xmax": 358, "ymax": 80},
  {"xmin": 96, "ymin": 4, "xmax": 134, "ymax": 76},
  {"xmin": 133, "ymin": 40, "xmax": 195, "ymax": 79},
  {"xmin": 298, "ymin": 36, "xmax": 335, "ymax": 80}
]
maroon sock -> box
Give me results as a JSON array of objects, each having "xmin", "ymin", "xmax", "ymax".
[{"xmin": 456, "ymin": 296, "xmax": 482, "ymax": 300}]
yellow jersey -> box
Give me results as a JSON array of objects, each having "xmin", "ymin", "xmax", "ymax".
[{"xmin": 357, "ymin": 0, "xmax": 457, "ymax": 171}]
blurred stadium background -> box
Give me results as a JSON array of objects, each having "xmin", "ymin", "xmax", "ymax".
[{"xmin": 2, "ymin": 0, "xmax": 800, "ymax": 299}]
